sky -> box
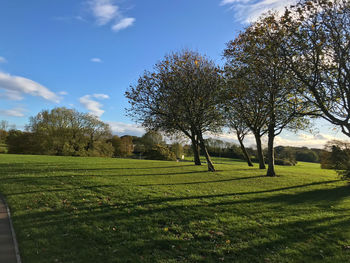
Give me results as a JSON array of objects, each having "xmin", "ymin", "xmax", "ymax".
[{"xmin": 0, "ymin": 0, "xmax": 348, "ymax": 148}]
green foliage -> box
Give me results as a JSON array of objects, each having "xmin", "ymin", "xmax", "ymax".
[
  {"xmin": 0, "ymin": 154, "xmax": 349, "ymax": 263},
  {"xmin": 145, "ymin": 144, "xmax": 177, "ymax": 161},
  {"xmin": 109, "ymin": 135, "xmax": 134, "ymax": 157},
  {"xmin": 7, "ymin": 107, "xmax": 113, "ymax": 157},
  {"xmin": 170, "ymin": 142, "xmax": 183, "ymax": 159},
  {"xmin": 321, "ymin": 140, "xmax": 350, "ymax": 180},
  {"xmin": 142, "ymin": 131, "xmax": 164, "ymax": 151}
]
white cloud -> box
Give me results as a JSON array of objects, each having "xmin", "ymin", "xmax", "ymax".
[
  {"xmin": 93, "ymin": 93, "xmax": 109, "ymax": 99},
  {"xmin": 58, "ymin": 91, "xmax": 68, "ymax": 95},
  {"xmin": 91, "ymin": 58, "xmax": 102, "ymax": 63},
  {"xmin": 108, "ymin": 121, "xmax": 145, "ymax": 136},
  {"xmin": 0, "ymin": 107, "xmax": 26, "ymax": 117},
  {"xmin": 112, "ymin": 17, "xmax": 135, "ymax": 31},
  {"xmin": 0, "ymin": 57, "xmax": 7, "ymax": 63},
  {"xmin": 89, "ymin": 0, "xmax": 135, "ymax": 32},
  {"xmin": 220, "ymin": 0, "xmax": 296, "ymax": 23},
  {"xmin": 79, "ymin": 93, "xmax": 109, "ymax": 117},
  {"xmin": 90, "ymin": 0, "xmax": 119, "ymax": 25},
  {"xmin": 0, "ymin": 72, "xmax": 60, "ymax": 102}
]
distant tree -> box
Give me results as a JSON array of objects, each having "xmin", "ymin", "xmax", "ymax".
[
  {"xmin": 145, "ymin": 144, "xmax": 177, "ymax": 161},
  {"xmin": 321, "ymin": 140, "xmax": 350, "ymax": 169},
  {"xmin": 6, "ymin": 130, "xmax": 38, "ymax": 154},
  {"xmin": 142, "ymin": 131, "xmax": 164, "ymax": 151},
  {"xmin": 27, "ymin": 107, "xmax": 113, "ymax": 157},
  {"xmin": 170, "ymin": 142, "xmax": 183, "ymax": 159},
  {"xmin": 295, "ymin": 149, "xmax": 319, "ymax": 163},
  {"xmin": 110, "ymin": 135, "xmax": 122, "ymax": 157},
  {"xmin": 275, "ymin": 146, "xmax": 297, "ymax": 165},
  {"xmin": 281, "ymin": 0, "xmax": 350, "ymax": 137},
  {"xmin": 125, "ymin": 50, "xmax": 224, "ymax": 171},
  {"xmin": 119, "ymin": 136, "xmax": 134, "ymax": 157},
  {"xmin": 83, "ymin": 114, "xmax": 113, "ymax": 155}
]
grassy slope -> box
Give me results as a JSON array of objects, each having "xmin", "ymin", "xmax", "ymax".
[{"xmin": 0, "ymin": 154, "xmax": 349, "ymax": 263}]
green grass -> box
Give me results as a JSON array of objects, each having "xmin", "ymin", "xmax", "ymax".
[{"xmin": 0, "ymin": 154, "xmax": 349, "ymax": 263}]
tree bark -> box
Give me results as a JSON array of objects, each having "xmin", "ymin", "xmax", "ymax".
[
  {"xmin": 266, "ymin": 123, "xmax": 276, "ymax": 177},
  {"xmin": 254, "ymin": 133, "xmax": 266, "ymax": 169},
  {"xmin": 198, "ymin": 133, "xmax": 215, "ymax": 172},
  {"xmin": 237, "ymin": 135, "xmax": 253, "ymax": 167},
  {"xmin": 190, "ymin": 136, "xmax": 201, "ymax": 165}
]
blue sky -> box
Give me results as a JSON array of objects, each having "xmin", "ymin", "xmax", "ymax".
[{"xmin": 0, "ymin": 0, "xmax": 347, "ymax": 148}]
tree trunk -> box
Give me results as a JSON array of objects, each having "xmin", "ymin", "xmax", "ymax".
[
  {"xmin": 237, "ymin": 135, "xmax": 253, "ymax": 167},
  {"xmin": 191, "ymin": 136, "xmax": 201, "ymax": 165},
  {"xmin": 266, "ymin": 123, "xmax": 276, "ymax": 177},
  {"xmin": 198, "ymin": 133, "xmax": 215, "ymax": 172},
  {"xmin": 254, "ymin": 133, "xmax": 266, "ymax": 169}
]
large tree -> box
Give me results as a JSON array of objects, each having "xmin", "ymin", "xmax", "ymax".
[
  {"xmin": 281, "ymin": 0, "xmax": 350, "ymax": 137},
  {"xmin": 125, "ymin": 50, "xmax": 224, "ymax": 171},
  {"xmin": 224, "ymin": 14, "xmax": 311, "ymax": 176}
]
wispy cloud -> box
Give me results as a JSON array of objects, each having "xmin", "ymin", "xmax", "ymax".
[
  {"xmin": 0, "ymin": 72, "xmax": 60, "ymax": 102},
  {"xmin": 108, "ymin": 121, "xmax": 145, "ymax": 136},
  {"xmin": 0, "ymin": 57, "xmax": 6, "ymax": 63},
  {"xmin": 89, "ymin": 0, "xmax": 135, "ymax": 31},
  {"xmin": 220, "ymin": 0, "xmax": 296, "ymax": 23},
  {"xmin": 112, "ymin": 17, "xmax": 135, "ymax": 32},
  {"xmin": 0, "ymin": 107, "xmax": 26, "ymax": 117},
  {"xmin": 79, "ymin": 93, "xmax": 109, "ymax": 117},
  {"xmin": 90, "ymin": 57, "xmax": 103, "ymax": 63}
]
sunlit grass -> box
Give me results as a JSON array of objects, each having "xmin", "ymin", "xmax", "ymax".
[{"xmin": 0, "ymin": 154, "xmax": 349, "ymax": 262}]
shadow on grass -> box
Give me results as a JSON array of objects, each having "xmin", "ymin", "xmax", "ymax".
[{"xmin": 12, "ymin": 184, "xmax": 350, "ymax": 262}]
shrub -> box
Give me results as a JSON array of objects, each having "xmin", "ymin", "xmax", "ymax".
[
  {"xmin": 275, "ymin": 159, "xmax": 295, "ymax": 166},
  {"xmin": 145, "ymin": 144, "xmax": 177, "ymax": 161}
]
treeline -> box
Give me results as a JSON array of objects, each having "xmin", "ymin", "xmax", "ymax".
[
  {"xmin": 205, "ymin": 140, "xmax": 324, "ymax": 165},
  {"xmin": 0, "ymin": 111, "xmax": 325, "ymax": 165},
  {"xmin": 5, "ymin": 108, "xmax": 113, "ymax": 157},
  {"xmin": 0, "ymin": 111, "xmax": 181, "ymax": 160}
]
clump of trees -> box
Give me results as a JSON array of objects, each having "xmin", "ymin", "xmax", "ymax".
[
  {"xmin": 109, "ymin": 135, "xmax": 134, "ymax": 157},
  {"xmin": 125, "ymin": 0, "xmax": 350, "ymax": 177},
  {"xmin": 321, "ymin": 140, "xmax": 350, "ymax": 179},
  {"xmin": 6, "ymin": 107, "xmax": 114, "ymax": 157}
]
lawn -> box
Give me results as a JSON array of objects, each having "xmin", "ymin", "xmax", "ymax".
[{"xmin": 0, "ymin": 154, "xmax": 349, "ymax": 263}]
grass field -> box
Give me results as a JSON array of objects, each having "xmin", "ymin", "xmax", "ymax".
[{"xmin": 0, "ymin": 154, "xmax": 349, "ymax": 263}]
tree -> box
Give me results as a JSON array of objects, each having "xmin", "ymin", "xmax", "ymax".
[
  {"xmin": 224, "ymin": 14, "xmax": 312, "ymax": 176},
  {"xmin": 142, "ymin": 131, "xmax": 164, "ymax": 151},
  {"xmin": 28, "ymin": 107, "xmax": 113, "ymax": 157},
  {"xmin": 170, "ymin": 142, "xmax": 183, "ymax": 159},
  {"xmin": 119, "ymin": 136, "xmax": 134, "ymax": 157},
  {"xmin": 125, "ymin": 50, "xmax": 224, "ymax": 171},
  {"xmin": 145, "ymin": 144, "xmax": 177, "ymax": 161},
  {"xmin": 222, "ymin": 110, "xmax": 253, "ymax": 166},
  {"xmin": 223, "ymin": 52, "xmax": 269, "ymax": 169},
  {"xmin": 281, "ymin": 0, "xmax": 350, "ymax": 137}
]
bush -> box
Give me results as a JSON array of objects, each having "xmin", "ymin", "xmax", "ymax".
[
  {"xmin": 145, "ymin": 144, "xmax": 177, "ymax": 161},
  {"xmin": 275, "ymin": 159, "xmax": 295, "ymax": 166},
  {"xmin": 0, "ymin": 146, "xmax": 7, "ymax": 154}
]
